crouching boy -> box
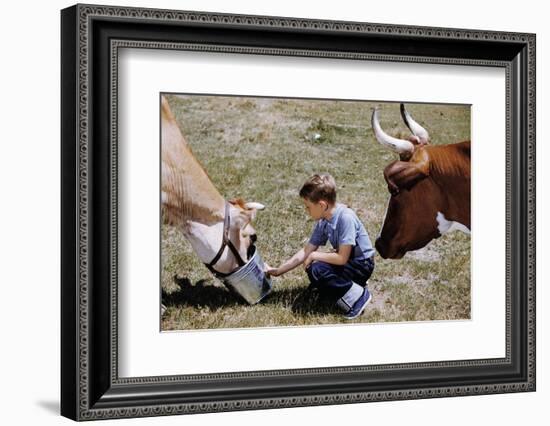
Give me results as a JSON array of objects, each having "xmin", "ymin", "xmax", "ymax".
[{"xmin": 265, "ymin": 173, "xmax": 375, "ymax": 319}]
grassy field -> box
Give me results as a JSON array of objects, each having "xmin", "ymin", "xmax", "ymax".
[{"xmin": 161, "ymin": 94, "xmax": 471, "ymax": 331}]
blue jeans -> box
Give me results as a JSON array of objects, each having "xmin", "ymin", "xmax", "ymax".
[{"xmin": 306, "ymin": 257, "xmax": 375, "ymax": 301}]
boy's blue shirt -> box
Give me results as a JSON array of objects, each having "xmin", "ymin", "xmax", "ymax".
[{"xmin": 309, "ymin": 203, "xmax": 375, "ymax": 260}]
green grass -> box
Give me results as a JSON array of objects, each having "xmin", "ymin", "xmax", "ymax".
[{"xmin": 161, "ymin": 95, "xmax": 471, "ymax": 330}]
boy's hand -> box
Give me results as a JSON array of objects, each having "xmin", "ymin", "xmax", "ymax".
[{"xmin": 264, "ymin": 263, "xmax": 281, "ymax": 277}]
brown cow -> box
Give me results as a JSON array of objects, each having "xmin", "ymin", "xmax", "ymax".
[
  {"xmin": 371, "ymin": 104, "xmax": 471, "ymax": 259},
  {"xmin": 161, "ymin": 96, "xmax": 265, "ymax": 275}
]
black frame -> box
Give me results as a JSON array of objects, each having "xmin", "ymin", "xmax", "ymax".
[{"xmin": 61, "ymin": 4, "xmax": 536, "ymax": 421}]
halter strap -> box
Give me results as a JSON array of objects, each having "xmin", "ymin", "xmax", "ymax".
[{"xmin": 204, "ymin": 201, "xmax": 246, "ymax": 278}]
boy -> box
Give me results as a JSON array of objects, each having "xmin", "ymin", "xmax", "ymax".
[{"xmin": 265, "ymin": 173, "xmax": 375, "ymax": 319}]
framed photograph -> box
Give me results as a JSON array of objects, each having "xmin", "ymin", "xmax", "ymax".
[
  {"xmin": 159, "ymin": 94, "xmax": 472, "ymax": 332},
  {"xmin": 61, "ymin": 4, "xmax": 536, "ymax": 421}
]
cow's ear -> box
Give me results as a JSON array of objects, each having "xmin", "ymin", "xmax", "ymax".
[
  {"xmin": 244, "ymin": 202, "xmax": 265, "ymax": 211},
  {"xmin": 244, "ymin": 202, "xmax": 265, "ymax": 222},
  {"xmin": 383, "ymin": 150, "xmax": 430, "ymax": 193}
]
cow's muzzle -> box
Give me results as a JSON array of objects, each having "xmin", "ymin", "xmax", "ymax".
[
  {"xmin": 375, "ymin": 237, "xmax": 389, "ymax": 259},
  {"xmin": 375, "ymin": 237, "xmax": 405, "ymax": 260}
]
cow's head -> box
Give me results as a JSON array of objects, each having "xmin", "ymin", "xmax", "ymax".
[
  {"xmin": 228, "ymin": 198, "xmax": 265, "ymax": 260},
  {"xmin": 372, "ymin": 104, "xmax": 443, "ymax": 259},
  {"xmin": 375, "ymin": 178, "xmax": 444, "ymax": 259}
]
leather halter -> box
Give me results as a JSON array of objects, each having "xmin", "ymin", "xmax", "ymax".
[{"xmin": 204, "ymin": 201, "xmax": 247, "ymax": 278}]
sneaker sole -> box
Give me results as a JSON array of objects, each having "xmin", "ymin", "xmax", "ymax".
[{"xmin": 344, "ymin": 292, "xmax": 372, "ymax": 320}]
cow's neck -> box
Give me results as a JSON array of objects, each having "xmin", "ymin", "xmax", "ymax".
[
  {"xmin": 163, "ymin": 170, "xmax": 247, "ymax": 273},
  {"xmin": 434, "ymin": 179, "xmax": 470, "ymax": 230},
  {"xmin": 162, "ymin": 161, "xmax": 225, "ymax": 224},
  {"xmin": 425, "ymin": 144, "xmax": 471, "ymax": 229},
  {"xmin": 161, "ymin": 103, "xmax": 250, "ymax": 273},
  {"xmin": 161, "ymin": 105, "xmax": 226, "ymax": 223},
  {"xmin": 163, "ymin": 168, "xmax": 245, "ymax": 270}
]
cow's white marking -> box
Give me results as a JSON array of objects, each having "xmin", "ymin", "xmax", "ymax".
[
  {"xmin": 436, "ymin": 212, "xmax": 470, "ymax": 235},
  {"xmin": 183, "ymin": 221, "xmax": 225, "ymax": 264}
]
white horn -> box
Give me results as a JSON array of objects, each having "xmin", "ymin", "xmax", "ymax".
[
  {"xmin": 400, "ymin": 103, "xmax": 430, "ymax": 144},
  {"xmin": 244, "ymin": 202, "xmax": 265, "ymax": 210},
  {"xmin": 371, "ymin": 108, "xmax": 415, "ymax": 154}
]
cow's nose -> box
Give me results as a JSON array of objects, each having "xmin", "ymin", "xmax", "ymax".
[
  {"xmin": 250, "ymin": 234, "xmax": 257, "ymax": 243},
  {"xmin": 375, "ymin": 237, "xmax": 388, "ymax": 259}
]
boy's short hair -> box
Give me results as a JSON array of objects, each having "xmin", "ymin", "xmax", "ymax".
[{"xmin": 299, "ymin": 173, "xmax": 337, "ymax": 205}]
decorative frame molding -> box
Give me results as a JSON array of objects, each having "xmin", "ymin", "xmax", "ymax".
[{"xmin": 61, "ymin": 4, "xmax": 535, "ymax": 421}]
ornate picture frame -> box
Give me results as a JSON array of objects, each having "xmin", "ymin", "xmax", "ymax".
[{"xmin": 61, "ymin": 4, "xmax": 535, "ymax": 421}]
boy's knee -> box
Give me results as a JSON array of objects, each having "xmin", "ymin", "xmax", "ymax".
[
  {"xmin": 306, "ymin": 264, "xmax": 315, "ymax": 282},
  {"xmin": 308, "ymin": 261, "xmax": 332, "ymax": 281}
]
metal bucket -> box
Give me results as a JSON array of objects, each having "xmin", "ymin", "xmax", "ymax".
[{"xmin": 223, "ymin": 245, "xmax": 273, "ymax": 304}]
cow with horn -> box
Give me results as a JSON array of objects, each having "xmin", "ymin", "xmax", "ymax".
[
  {"xmin": 161, "ymin": 96, "xmax": 271, "ymax": 303},
  {"xmin": 371, "ymin": 104, "xmax": 471, "ymax": 259}
]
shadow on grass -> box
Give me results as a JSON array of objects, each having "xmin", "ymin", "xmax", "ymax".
[
  {"xmin": 163, "ymin": 276, "xmax": 242, "ymax": 310},
  {"xmin": 263, "ymin": 286, "xmax": 338, "ymax": 316},
  {"xmin": 164, "ymin": 276, "xmax": 338, "ymax": 317}
]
